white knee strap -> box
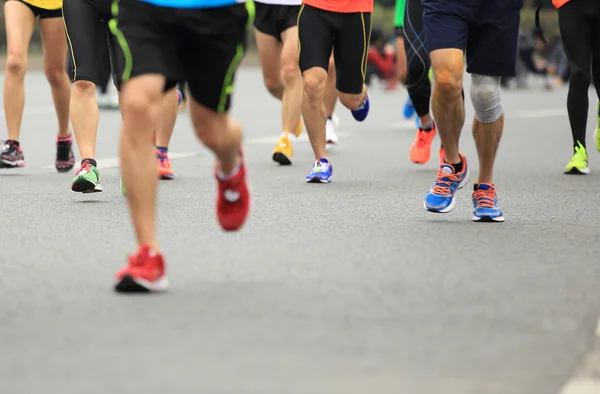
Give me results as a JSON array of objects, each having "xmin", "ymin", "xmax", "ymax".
[{"xmin": 470, "ymin": 74, "xmax": 504, "ymax": 123}]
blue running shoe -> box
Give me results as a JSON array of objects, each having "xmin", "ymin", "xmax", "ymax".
[
  {"xmin": 306, "ymin": 158, "xmax": 332, "ymax": 183},
  {"xmin": 424, "ymin": 154, "xmax": 469, "ymax": 213},
  {"xmin": 403, "ymin": 97, "xmax": 416, "ymax": 119},
  {"xmin": 472, "ymin": 183, "xmax": 504, "ymax": 222},
  {"xmin": 351, "ymin": 94, "xmax": 370, "ymax": 122}
]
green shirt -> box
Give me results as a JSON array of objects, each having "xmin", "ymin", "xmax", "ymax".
[{"xmin": 394, "ymin": 0, "xmax": 407, "ymax": 28}]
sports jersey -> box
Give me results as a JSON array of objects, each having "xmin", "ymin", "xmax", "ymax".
[
  {"xmin": 22, "ymin": 0, "xmax": 61, "ymax": 10},
  {"xmin": 139, "ymin": 0, "xmax": 246, "ymax": 8},
  {"xmin": 255, "ymin": 0, "xmax": 301, "ymax": 5},
  {"xmin": 394, "ymin": 0, "xmax": 406, "ymax": 27},
  {"xmin": 302, "ymin": 0, "xmax": 373, "ymax": 13},
  {"xmin": 553, "ymin": 0, "xmax": 570, "ymax": 8}
]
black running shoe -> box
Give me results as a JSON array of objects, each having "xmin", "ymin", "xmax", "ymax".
[
  {"xmin": 0, "ymin": 140, "xmax": 25, "ymax": 168},
  {"xmin": 56, "ymin": 135, "xmax": 75, "ymax": 173}
]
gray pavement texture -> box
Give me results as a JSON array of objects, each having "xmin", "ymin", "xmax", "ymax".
[{"xmin": 1, "ymin": 70, "xmax": 600, "ymax": 394}]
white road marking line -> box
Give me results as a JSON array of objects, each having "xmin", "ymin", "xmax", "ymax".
[
  {"xmin": 0, "ymin": 107, "xmax": 56, "ymax": 117},
  {"xmin": 559, "ymin": 318, "xmax": 600, "ymax": 394},
  {"xmin": 42, "ymin": 152, "xmax": 199, "ymax": 170}
]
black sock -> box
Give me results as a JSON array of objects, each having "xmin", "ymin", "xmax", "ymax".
[
  {"xmin": 448, "ymin": 158, "xmax": 463, "ymax": 173},
  {"xmin": 82, "ymin": 158, "xmax": 97, "ymax": 167},
  {"xmin": 7, "ymin": 140, "xmax": 19, "ymax": 147},
  {"xmin": 327, "ymin": 116, "xmax": 332, "ymax": 120}
]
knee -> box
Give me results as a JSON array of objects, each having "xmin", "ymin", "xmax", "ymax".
[
  {"xmin": 570, "ymin": 67, "xmax": 591, "ymax": 86},
  {"xmin": 121, "ymin": 91, "xmax": 159, "ymax": 124},
  {"xmin": 302, "ymin": 69, "xmax": 327, "ymax": 100},
  {"xmin": 338, "ymin": 92, "xmax": 364, "ymax": 110},
  {"xmin": 45, "ymin": 68, "xmax": 67, "ymax": 87},
  {"xmin": 192, "ymin": 113, "xmax": 229, "ymax": 150},
  {"xmin": 264, "ymin": 75, "xmax": 283, "ymax": 98},
  {"xmin": 280, "ymin": 60, "xmax": 300, "ymax": 87},
  {"xmin": 72, "ymin": 80, "xmax": 96, "ymax": 95},
  {"xmin": 470, "ymin": 74, "xmax": 503, "ymax": 123},
  {"xmin": 434, "ymin": 68, "xmax": 462, "ymax": 96},
  {"xmin": 6, "ymin": 55, "xmax": 26, "ymax": 78}
]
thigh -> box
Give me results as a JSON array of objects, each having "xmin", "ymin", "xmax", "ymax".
[
  {"xmin": 421, "ymin": 0, "xmax": 472, "ymax": 53},
  {"xmin": 559, "ymin": 0, "xmax": 592, "ymax": 77},
  {"xmin": 111, "ymin": 0, "xmax": 181, "ymax": 88},
  {"xmin": 4, "ymin": 0, "xmax": 36, "ymax": 59},
  {"xmin": 298, "ymin": 5, "xmax": 334, "ymax": 73},
  {"xmin": 63, "ymin": 0, "xmax": 105, "ymax": 82},
  {"xmin": 39, "ymin": 13, "xmax": 68, "ymax": 71},
  {"xmin": 182, "ymin": 4, "xmax": 248, "ymax": 113},
  {"xmin": 333, "ymin": 11, "xmax": 371, "ymax": 94},
  {"xmin": 466, "ymin": 0, "xmax": 522, "ymax": 77}
]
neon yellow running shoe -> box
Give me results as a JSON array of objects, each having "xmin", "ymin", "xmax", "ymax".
[
  {"xmin": 595, "ymin": 101, "xmax": 600, "ymax": 152},
  {"xmin": 565, "ymin": 142, "xmax": 590, "ymax": 175}
]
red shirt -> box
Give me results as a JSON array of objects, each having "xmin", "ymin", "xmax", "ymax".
[
  {"xmin": 553, "ymin": 0, "xmax": 570, "ymax": 8},
  {"xmin": 303, "ymin": 0, "xmax": 373, "ymax": 13}
]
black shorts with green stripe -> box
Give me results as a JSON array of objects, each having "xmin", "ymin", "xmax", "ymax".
[{"xmin": 110, "ymin": 0, "xmax": 248, "ymax": 113}]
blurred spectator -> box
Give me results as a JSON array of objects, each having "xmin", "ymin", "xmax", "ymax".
[
  {"xmin": 365, "ymin": 27, "xmax": 397, "ymax": 90},
  {"xmin": 533, "ymin": 27, "xmax": 570, "ymax": 89}
]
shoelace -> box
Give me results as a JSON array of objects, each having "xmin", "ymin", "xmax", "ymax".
[
  {"xmin": 416, "ymin": 131, "xmax": 430, "ymax": 149},
  {"xmin": 77, "ymin": 161, "xmax": 92, "ymax": 175},
  {"xmin": 473, "ymin": 189, "xmax": 496, "ymax": 208},
  {"xmin": 431, "ymin": 168, "xmax": 458, "ymax": 196}
]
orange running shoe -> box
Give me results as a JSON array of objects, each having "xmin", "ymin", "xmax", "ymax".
[
  {"xmin": 409, "ymin": 123, "xmax": 437, "ymax": 164},
  {"xmin": 156, "ymin": 148, "xmax": 175, "ymax": 180}
]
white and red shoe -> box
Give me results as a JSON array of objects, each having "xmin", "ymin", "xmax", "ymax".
[{"xmin": 114, "ymin": 245, "xmax": 168, "ymax": 293}]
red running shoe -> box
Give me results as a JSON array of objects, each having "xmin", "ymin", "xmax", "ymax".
[
  {"xmin": 216, "ymin": 159, "xmax": 250, "ymax": 232},
  {"xmin": 114, "ymin": 245, "xmax": 168, "ymax": 293}
]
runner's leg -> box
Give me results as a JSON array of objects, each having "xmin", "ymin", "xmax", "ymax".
[
  {"xmin": 1, "ymin": 0, "xmax": 35, "ymax": 168},
  {"xmin": 324, "ymin": 55, "xmax": 339, "ymax": 145},
  {"xmin": 155, "ymin": 88, "xmax": 179, "ymax": 180}
]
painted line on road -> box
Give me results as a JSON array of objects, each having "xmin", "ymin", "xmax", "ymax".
[
  {"xmin": 39, "ymin": 131, "xmax": 353, "ymax": 170},
  {"xmin": 559, "ymin": 317, "xmax": 600, "ymax": 394},
  {"xmin": 42, "ymin": 152, "xmax": 199, "ymax": 170}
]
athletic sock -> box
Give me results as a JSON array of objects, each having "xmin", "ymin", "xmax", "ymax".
[
  {"xmin": 327, "ymin": 116, "xmax": 332, "ymax": 121},
  {"xmin": 7, "ymin": 140, "xmax": 19, "ymax": 147},
  {"xmin": 448, "ymin": 158, "xmax": 463, "ymax": 173},
  {"xmin": 82, "ymin": 158, "xmax": 97, "ymax": 167},
  {"xmin": 156, "ymin": 146, "xmax": 168, "ymax": 154},
  {"xmin": 217, "ymin": 164, "xmax": 241, "ymax": 181},
  {"xmin": 57, "ymin": 134, "xmax": 72, "ymax": 142},
  {"xmin": 420, "ymin": 119, "xmax": 434, "ymax": 131}
]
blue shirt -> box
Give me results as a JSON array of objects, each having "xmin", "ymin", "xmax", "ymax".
[{"xmin": 139, "ymin": 0, "xmax": 245, "ymax": 8}]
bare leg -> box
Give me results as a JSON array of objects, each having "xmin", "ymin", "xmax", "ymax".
[
  {"xmin": 473, "ymin": 116, "xmax": 503, "ymax": 184},
  {"xmin": 40, "ymin": 16, "xmax": 71, "ymax": 138},
  {"xmin": 430, "ymin": 49, "xmax": 465, "ymax": 164},
  {"xmin": 3, "ymin": 1, "xmax": 35, "ymax": 142},
  {"xmin": 302, "ymin": 67, "xmax": 328, "ymax": 160}
]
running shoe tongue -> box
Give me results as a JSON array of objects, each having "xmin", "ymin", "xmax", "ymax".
[{"xmin": 441, "ymin": 164, "xmax": 454, "ymax": 175}]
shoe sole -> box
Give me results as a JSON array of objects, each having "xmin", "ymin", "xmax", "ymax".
[
  {"xmin": 72, "ymin": 178, "xmax": 103, "ymax": 193},
  {"xmin": 0, "ymin": 159, "xmax": 25, "ymax": 168},
  {"xmin": 160, "ymin": 174, "xmax": 175, "ymax": 180},
  {"xmin": 473, "ymin": 215, "xmax": 505, "ymax": 222},
  {"xmin": 306, "ymin": 177, "xmax": 331, "ymax": 184},
  {"xmin": 424, "ymin": 169, "xmax": 470, "ymax": 213},
  {"xmin": 564, "ymin": 167, "xmax": 590, "ymax": 175},
  {"xmin": 114, "ymin": 274, "xmax": 169, "ymax": 293},
  {"xmin": 273, "ymin": 152, "xmax": 292, "ymax": 166}
]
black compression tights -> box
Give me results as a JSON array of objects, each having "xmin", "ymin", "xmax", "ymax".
[
  {"xmin": 559, "ymin": 0, "xmax": 600, "ymax": 150},
  {"xmin": 403, "ymin": 0, "xmax": 431, "ymax": 117},
  {"xmin": 97, "ymin": 43, "xmax": 111, "ymax": 94}
]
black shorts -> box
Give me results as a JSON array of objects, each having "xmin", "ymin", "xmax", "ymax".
[
  {"xmin": 297, "ymin": 4, "xmax": 371, "ymax": 94},
  {"xmin": 253, "ymin": 2, "xmax": 300, "ymax": 42},
  {"xmin": 11, "ymin": 0, "xmax": 61, "ymax": 18},
  {"xmin": 63, "ymin": 0, "xmax": 121, "ymax": 88},
  {"xmin": 111, "ymin": 0, "xmax": 248, "ymax": 113},
  {"xmin": 422, "ymin": 0, "xmax": 523, "ymax": 77}
]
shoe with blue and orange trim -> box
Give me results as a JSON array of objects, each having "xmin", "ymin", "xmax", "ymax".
[
  {"xmin": 472, "ymin": 183, "xmax": 504, "ymax": 222},
  {"xmin": 306, "ymin": 158, "xmax": 332, "ymax": 183},
  {"xmin": 351, "ymin": 94, "xmax": 370, "ymax": 122},
  {"xmin": 156, "ymin": 148, "xmax": 175, "ymax": 180},
  {"xmin": 424, "ymin": 154, "xmax": 469, "ymax": 213}
]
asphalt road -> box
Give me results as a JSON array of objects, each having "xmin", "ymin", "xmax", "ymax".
[{"xmin": 1, "ymin": 70, "xmax": 600, "ymax": 394}]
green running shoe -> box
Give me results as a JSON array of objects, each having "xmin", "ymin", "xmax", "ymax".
[
  {"xmin": 595, "ymin": 101, "xmax": 600, "ymax": 152},
  {"xmin": 72, "ymin": 160, "xmax": 102, "ymax": 192},
  {"xmin": 565, "ymin": 142, "xmax": 590, "ymax": 175}
]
